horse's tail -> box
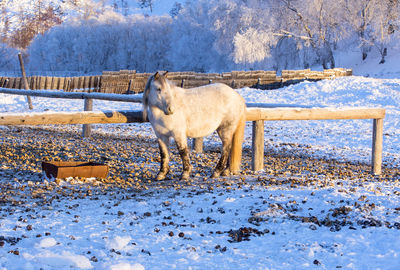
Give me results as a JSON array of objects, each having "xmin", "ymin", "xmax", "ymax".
[{"xmin": 230, "ymin": 109, "xmax": 246, "ymax": 175}]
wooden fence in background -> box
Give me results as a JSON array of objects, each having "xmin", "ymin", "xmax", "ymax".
[{"xmin": 0, "ymin": 68, "xmax": 352, "ymax": 94}]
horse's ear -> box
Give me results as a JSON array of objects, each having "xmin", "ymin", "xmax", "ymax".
[
  {"xmin": 163, "ymin": 71, "xmax": 168, "ymax": 78},
  {"xmin": 154, "ymin": 71, "xmax": 160, "ymax": 80}
]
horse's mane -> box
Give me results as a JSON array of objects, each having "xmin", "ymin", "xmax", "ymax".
[
  {"xmin": 142, "ymin": 71, "xmax": 169, "ymax": 121},
  {"xmin": 142, "ymin": 73, "xmax": 154, "ymax": 121}
]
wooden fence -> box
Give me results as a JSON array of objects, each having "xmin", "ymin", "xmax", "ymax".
[
  {"xmin": 0, "ymin": 68, "xmax": 352, "ymax": 94},
  {"xmin": 1, "ymin": 67, "xmax": 385, "ymax": 176},
  {"xmin": 0, "ymin": 88, "xmax": 385, "ymax": 176}
]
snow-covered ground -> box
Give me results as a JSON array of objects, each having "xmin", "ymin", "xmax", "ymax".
[{"xmin": 1, "ymin": 64, "xmax": 400, "ymax": 269}]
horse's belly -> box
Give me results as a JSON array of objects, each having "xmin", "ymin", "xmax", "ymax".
[{"xmin": 186, "ymin": 119, "xmax": 221, "ymax": 138}]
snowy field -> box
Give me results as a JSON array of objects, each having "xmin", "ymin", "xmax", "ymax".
[{"xmin": 1, "ymin": 75, "xmax": 400, "ymax": 269}]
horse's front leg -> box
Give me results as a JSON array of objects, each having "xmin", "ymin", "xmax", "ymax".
[
  {"xmin": 175, "ymin": 138, "xmax": 192, "ymax": 180},
  {"xmin": 156, "ymin": 136, "xmax": 170, "ymax": 181}
]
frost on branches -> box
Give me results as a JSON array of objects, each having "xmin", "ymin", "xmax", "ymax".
[
  {"xmin": 233, "ymin": 28, "xmax": 273, "ymax": 64},
  {"xmin": 0, "ymin": 0, "xmax": 399, "ymax": 73}
]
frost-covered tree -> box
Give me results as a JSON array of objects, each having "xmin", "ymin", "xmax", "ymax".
[
  {"xmin": 275, "ymin": 0, "xmax": 347, "ymax": 69},
  {"xmin": 60, "ymin": 0, "xmax": 107, "ymax": 21},
  {"xmin": 168, "ymin": 1, "xmax": 228, "ymax": 72},
  {"xmin": 233, "ymin": 28, "xmax": 273, "ymax": 65},
  {"xmin": 28, "ymin": 13, "xmax": 172, "ymax": 73},
  {"xmin": 195, "ymin": 0, "xmax": 277, "ymax": 69},
  {"xmin": 207, "ymin": 0, "xmax": 244, "ymax": 65},
  {"xmin": 368, "ymin": 0, "xmax": 399, "ymax": 63},
  {"xmin": 169, "ymin": 2, "xmax": 182, "ymax": 18},
  {"xmin": 137, "ymin": 0, "xmax": 154, "ymax": 13},
  {"xmin": 230, "ymin": 1, "xmax": 277, "ymax": 67},
  {"xmin": 0, "ymin": 0, "xmax": 11, "ymax": 43},
  {"xmin": 0, "ymin": 42, "xmax": 18, "ymax": 71},
  {"xmin": 0, "ymin": 0, "xmax": 62, "ymax": 49},
  {"xmin": 111, "ymin": 0, "xmax": 129, "ymax": 15},
  {"xmin": 342, "ymin": 0, "xmax": 400, "ymax": 62},
  {"xmin": 342, "ymin": 0, "xmax": 376, "ymax": 60},
  {"xmin": 21, "ymin": 0, "xmax": 400, "ymax": 73}
]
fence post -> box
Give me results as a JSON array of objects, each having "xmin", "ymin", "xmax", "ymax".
[
  {"xmin": 18, "ymin": 53, "xmax": 33, "ymax": 110},
  {"xmin": 127, "ymin": 79, "xmax": 133, "ymax": 94},
  {"xmin": 82, "ymin": 77, "xmax": 95, "ymax": 138},
  {"xmin": 256, "ymin": 78, "xmax": 261, "ymax": 89},
  {"xmin": 252, "ymin": 120, "xmax": 265, "ymax": 171},
  {"xmin": 82, "ymin": 99, "xmax": 93, "ymax": 138},
  {"xmin": 372, "ymin": 118, "xmax": 384, "ymax": 175}
]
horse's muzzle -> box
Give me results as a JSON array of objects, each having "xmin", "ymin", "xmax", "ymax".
[{"xmin": 164, "ymin": 106, "xmax": 174, "ymax": 115}]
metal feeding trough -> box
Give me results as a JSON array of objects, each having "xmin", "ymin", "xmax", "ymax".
[{"xmin": 42, "ymin": 161, "xmax": 109, "ymax": 179}]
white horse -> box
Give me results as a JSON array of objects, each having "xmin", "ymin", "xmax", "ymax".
[{"xmin": 143, "ymin": 71, "xmax": 246, "ymax": 180}]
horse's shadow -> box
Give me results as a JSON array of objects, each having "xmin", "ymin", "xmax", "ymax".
[{"xmin": 252, "ymin": 78, "xmax": 321, "ymax": 90}]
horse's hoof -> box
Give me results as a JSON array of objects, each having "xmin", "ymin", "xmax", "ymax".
[
  {"xmin": 180, "ymin": 171, "xmax": 191, "ymax": 181},
  {"xmin": 211, "ymin": 171, "xmax": 221, "ymax": 178},
  {"xmin": 156, "ymin": 168, "xmax": 169, "ymax": 181},
  {"xmin": 230, "ymin": 170, "xmax": 240, "ymax": 176},
  {"xmin": 156, "ymin": 173, "xmax": 167, "ymax": 181},
  {"xmin": 221, "ymin": 169, "xmax": 230, "ymax": 177}
]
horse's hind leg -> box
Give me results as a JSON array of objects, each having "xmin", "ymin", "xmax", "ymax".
[
  {"xmin": 211, "ymin": 141, "xmax": 231, "ymax": 178},
  {"xmin": 175, "ymin": 137, "xmax": 193, "ymax": 180},
  {"xmin": 156, "ymin": 136, "xmax": 170, "ymax": 181},
  {"xmin": 212, "ymin": 128, "xmax": 233, "ymax": 178}
]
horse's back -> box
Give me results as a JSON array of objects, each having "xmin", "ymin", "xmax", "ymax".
[
  {"xmin": 189, "ymin": 83, "xmax": 244, "ymax": 107},
  {"xmin": 180, "ymin": 83, "xmax": 246, "ymax": 138}
]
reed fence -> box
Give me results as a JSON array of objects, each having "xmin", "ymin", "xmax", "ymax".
[{"xmin": 0, "ymin": 68, "xmax": 352, "ymax": 94}]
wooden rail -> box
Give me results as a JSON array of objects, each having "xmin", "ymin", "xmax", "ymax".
[
  {"xmin": 0, "ymin": 88, "xmax": 142, "ymax": 103},
  {"xmin": 0, "ymin": 107, "xmax": 385, "ymax": 175},
  {"xmin": 246, "ymin": 107, "xmax": 386, "ymax": 121},
  {"xmin": 0, "ymin": 110, "xmax": 144, "ymax": 125}
]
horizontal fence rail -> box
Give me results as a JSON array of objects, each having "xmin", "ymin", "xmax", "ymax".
[
  {"xmin": 246, "ymin": 107, "xmax": 386, "ymax": 121},
  {"xmin": 0, "ymin": 108, "xmax": 384, "ymax": 125},
  {"xmin": 0, "ymin": 68, "xmax": 352, "ymax": 94},
  {"xmin": 0, "ymin": 110, "xmax": 144, "ymax": 125},
  {"xmin": 0, "ymin": 88, "xmax": 143, "ymax": 103}
]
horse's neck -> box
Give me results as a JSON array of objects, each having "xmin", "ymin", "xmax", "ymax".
[
  {"xmin": 171, "ymin": 86, "xmax": 187, "ymax": 105},
  {"xmin": 173, "ymin": 85, "xmax": 186, "ymax": 96}
]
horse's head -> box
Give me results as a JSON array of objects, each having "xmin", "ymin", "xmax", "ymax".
[{"xmin": 143, "ymin": 71, "xmax": 175, "ymax": 120}]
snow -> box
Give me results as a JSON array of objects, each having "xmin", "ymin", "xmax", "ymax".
[
  {"xmin": 1, "ymin": 65, "xmax": 400, "ymax": 269},
  {"xmin": 36, "ymin": 237, "xmax": 57, "ymax": 248},
  {"xmin": 105, "ymin": 236, "xmax": 133, "ymax": 251}
]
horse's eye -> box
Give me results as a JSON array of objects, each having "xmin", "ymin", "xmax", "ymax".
[{"xmin": 157, "ymin": 87, "xmax": 162, "ymax": 92}]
